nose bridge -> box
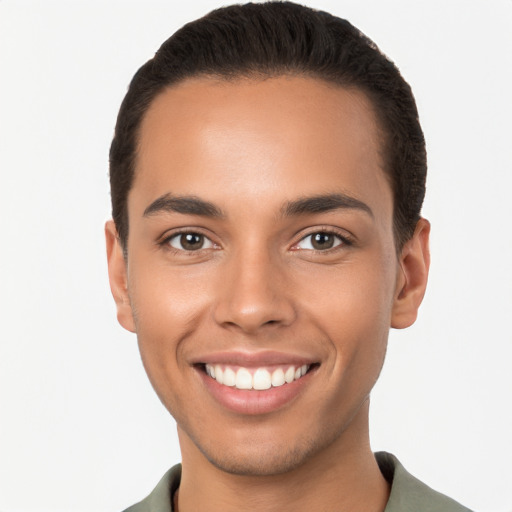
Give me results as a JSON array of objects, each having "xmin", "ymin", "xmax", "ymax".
[{"xmin": 214, "ymin": 239, "xmax": 295, "ymax": 332}]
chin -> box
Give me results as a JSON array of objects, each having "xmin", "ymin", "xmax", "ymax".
[
  {"xmin": 190, "ymin": 425, "xmax": 337, "ymax": 477},
  {"xmin": 204, "ymin": 444, "xmax": 316, "ymax": 476}
]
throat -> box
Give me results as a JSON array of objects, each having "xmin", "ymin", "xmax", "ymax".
[{"xmin": 176, "ymin": 445, "xmax": 389, "ymax": 512}]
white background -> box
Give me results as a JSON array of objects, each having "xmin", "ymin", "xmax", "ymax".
[{"xmin": 1, "ymin": 1, "xmax": 511, "ymax": 511}]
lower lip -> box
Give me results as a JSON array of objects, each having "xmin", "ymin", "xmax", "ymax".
[{"xmin": 199, "ymin": 368, "xmax": 314, "ymax": 415}]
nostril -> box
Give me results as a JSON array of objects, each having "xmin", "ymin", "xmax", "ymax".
[{"xmin": 213, "ymin": 290, "xmax": 296, "ymax": 333}]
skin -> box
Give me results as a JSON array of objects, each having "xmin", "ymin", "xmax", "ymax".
[{"xmin": 106, "ymin": 76, "xmax": 430, "ymax": 512}]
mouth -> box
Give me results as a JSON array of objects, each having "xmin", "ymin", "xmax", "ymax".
[
  {"xmin": 194, "ymin": 353, "xmax": 319, "ymax": 415},
  {"xmin": 203, "ymin": 363, "xmax": 313, "ymax": 390}
]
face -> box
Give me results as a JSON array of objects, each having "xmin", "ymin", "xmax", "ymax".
[{"xmin": 106, "ymin": 76, "xmax": 429, "ymax": 476}]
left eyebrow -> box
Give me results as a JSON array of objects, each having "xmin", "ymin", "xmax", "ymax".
[
  {"xmin": 281, "ymin": 193, "xmax": 374, "ymax": 218},
  {"xmin": 143, "ymin": 193, "xmax": 225, "ymax": 218}
]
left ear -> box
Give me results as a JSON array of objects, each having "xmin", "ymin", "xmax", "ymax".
[{"xmin": 391, "ymin": 218, "xmax": 431, "ymax": 329}]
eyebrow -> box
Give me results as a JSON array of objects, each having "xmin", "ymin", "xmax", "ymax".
[
  {"xmin": 143, "ymin": 193, "xmax": 224, "ymax": 218},
  {"xmin": 142, "ymin": 192, "xmax": 373, "ymax": 220},
  {"xmin": 282, "ymin": 193, "xmax": 373, "ymax": 218}
]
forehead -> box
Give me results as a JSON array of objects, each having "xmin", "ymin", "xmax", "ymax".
[{"xmin": 132, "ymin": 75, "xmax": 391, "ymax": 222}]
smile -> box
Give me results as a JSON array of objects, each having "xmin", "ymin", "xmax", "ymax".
[
  {"xmin": 196, "ymin": 352, "xmax": 318, "ymax": 414},
  {"xmin": 205, "ymin": 364, "xmax": 310, "ymax": 390}
]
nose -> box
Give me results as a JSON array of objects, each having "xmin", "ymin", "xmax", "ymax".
[{"xmin": 213, "ymin": 247, "xmax": 296, "ymax": 334}]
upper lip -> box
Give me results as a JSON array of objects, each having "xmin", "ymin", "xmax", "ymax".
[{"xmin": 192, "ymin": 350, "xmax": 318, "ymax": 367}]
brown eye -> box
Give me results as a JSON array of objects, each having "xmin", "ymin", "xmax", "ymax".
[
  {"xmin": 296, "ymin": 232, "xmax": 343, "ymax": 251},
  {"xmin": 311, "ymin": 233, "xmax": 335, "ymax": 250},
  {"xmin": 168, "ymin": 232, "xmax": 214, "ymax": 251}
]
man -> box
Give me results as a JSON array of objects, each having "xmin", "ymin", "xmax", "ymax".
[{"xmin": 106, "ymin": 2, "xmax": 472, "ymax": 511}]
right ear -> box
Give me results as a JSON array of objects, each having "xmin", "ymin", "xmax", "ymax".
[{"xmin": 105, "ymin": 220, "xmax": 136, "ymax": 333}]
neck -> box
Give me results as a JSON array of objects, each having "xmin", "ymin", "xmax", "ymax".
[{"xmin": 176, "ymin": 400, "xmax": 389, "ymax": 512}]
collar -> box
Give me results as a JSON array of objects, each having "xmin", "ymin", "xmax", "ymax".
[{"xmin": 123, "ymin": 452, "xmax": 472, "ymax": 512}]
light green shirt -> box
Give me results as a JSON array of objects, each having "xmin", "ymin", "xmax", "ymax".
[{"xmin": 123, "ymin": 452, "xmax": 473, "ymax": 511}]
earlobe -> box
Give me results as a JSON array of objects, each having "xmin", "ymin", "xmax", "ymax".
[
  {"xmin": 391, "ymin": 218, "xmax": 431, "ymax": 329},
  {"xmin": 105, "ymin": 220, "xmax": 136, "ymax": 333}
]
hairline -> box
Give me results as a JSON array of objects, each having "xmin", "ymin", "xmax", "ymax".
[{"xmin": 123, "ymin": 71, "xmax": 398, "ymax": 253}]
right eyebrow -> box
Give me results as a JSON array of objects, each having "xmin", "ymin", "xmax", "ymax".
[
  {"xmin": 281, "ymin": 193, "xmax": 374, "ymax": 218},
  {"xmin": 143, "ymin": 193, "xmax": 225, "ymax": 218}
]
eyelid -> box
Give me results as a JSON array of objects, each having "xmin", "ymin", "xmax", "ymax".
[
  {"xmin": 296, "ymin": 233, "xmax": 342, "ymax": 250},
  {"xmin": 159, "ymin": 227, "xmax": 220, "ymax": 251},
  {"xmin": 157, "ymin": 226, "xmax": 353, "ymax": 253},
  {"xmin": 169, "ymin": 233, "xmax": 214, "ymax": 250},
  {"xmin": 291, "ymin": 227, "xmax": 354, "ymax": 251}
]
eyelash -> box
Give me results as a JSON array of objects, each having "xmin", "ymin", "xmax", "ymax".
[
  {"xmin": 292, "ymin": 228, "xmax": 353, "ymax": 252},
  {"xmin": 160, "ymin": 229, "xmax": 218, "ymax": 254},
  {"xmin": 159, "ymin": 227, "xmax": 353, "ymax": 254}
]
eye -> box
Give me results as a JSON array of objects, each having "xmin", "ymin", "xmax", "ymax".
[
  {"xmin": 295, "ymin": 231, "xmax": 345, "ymax": 251},
  {"xmin": 167, "ymin": 232, "xmax": 215, "ymax": 251}
]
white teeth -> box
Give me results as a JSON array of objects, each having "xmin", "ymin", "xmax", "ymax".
[
  {"xmin": 284, "ymin": 366, "xmax": 295, "ymax": 383},
  {"xmin": 271, "ymin": 368, "xmax": 285, "ymax": 387},
  {"xmin": 214, "ymin": 364, "xmax": 224, "ymax": 384},
  {"xmin": 235, "ymin": 368, "xmax": 253, "ymax": 390},
  {"xmin": 223, "ymin": 367, "xmax": 236, "ymax": 387},
  {"xmin": 204, "ymin": 363, "xmax": 311, "ymax": 390},
  {"xmin": 253, "ymin": 369, "xmax": 272, "ymax": 390}
]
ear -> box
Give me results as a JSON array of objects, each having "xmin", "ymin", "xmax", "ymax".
[
  {"xmin": 105, "ymin": 220, "xmax": 136, "ymax": 333},
  {"xmin": 391, "ymin": 218, "xmax": 431, "ymax": 329}
]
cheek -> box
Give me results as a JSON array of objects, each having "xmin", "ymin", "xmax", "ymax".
[
  {"xmin": 298, "ymin": 258, "xmax": 395, "ymax": 380},
  {"xmin": 129, "ymin": 258, "xmax": 211, "ymax": 331},
  {"xmin": 128, "ymin": 269, "xmax": 208, "ymax": 421},
  {"xmin": 301, "ymin": 257, "xmax": 396, "ymax": 328},
  {"xmin": 127, "ymin": 260, "xmax": 213, "ymax": 391}
]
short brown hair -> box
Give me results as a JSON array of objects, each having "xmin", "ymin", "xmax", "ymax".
[{"xmin": 109, "ymin": 1, "xmax": 426, "ymax": 250}]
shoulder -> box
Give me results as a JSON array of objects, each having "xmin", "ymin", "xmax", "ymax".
[
  {"xmin": 122, "ymin": 464, "xmax": 181, "ymax": 512},
  {"xmin": 121, "ymin": 456, "xmax": 473, "ymax": 512},
  {"xmin": 376, "ymin": 452, "xmax": 474, "ymax": 512}
]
